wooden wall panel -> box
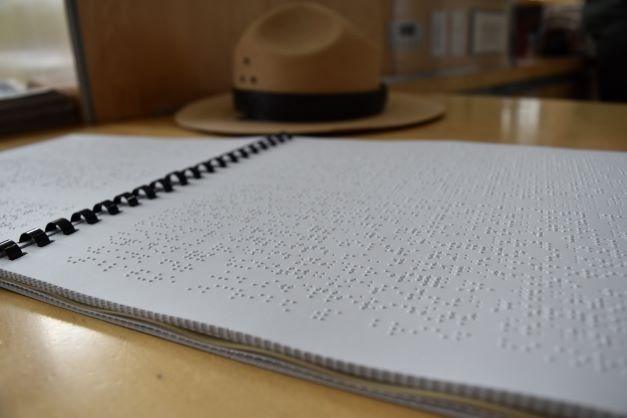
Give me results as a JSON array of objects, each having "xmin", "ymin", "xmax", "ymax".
[{"xmin": 69, "ymin": 0, "xmax": 386, "ymax": 123}]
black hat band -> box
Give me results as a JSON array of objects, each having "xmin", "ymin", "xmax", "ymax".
[{"xmin": 233, "ymin": 84, "xmax": 387, "ymax": 122}]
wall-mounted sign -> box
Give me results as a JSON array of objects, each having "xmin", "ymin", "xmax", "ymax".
[
  {"xmin": 471, "ymin": 10, "xmax": 507, "ymax": 54},
  {"xmin": 431, "ymin": 11, "xmax": 448, "ymax": 57},
  {"xmin": 451, "ymin": 11, "xmax": 467, "ymax": 57}
]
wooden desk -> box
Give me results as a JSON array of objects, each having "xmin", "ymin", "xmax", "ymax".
[{"xmin": 1, "ymin": 94, "xmax": 626, "ymax": 418}]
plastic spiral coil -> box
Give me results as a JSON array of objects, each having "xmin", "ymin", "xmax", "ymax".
[{"xmin": 0, "ymin": 133, "xmax": 293, "ymax": 260}]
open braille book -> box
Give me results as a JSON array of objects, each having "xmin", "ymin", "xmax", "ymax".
[{"xmin": 1, "ymin": 134, "xmax": 626, "ymax": 418}]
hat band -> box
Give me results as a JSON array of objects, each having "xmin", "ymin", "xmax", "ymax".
[{"xmin": 233, "ymin": 84, "xmax": 387, "ymax": 122}]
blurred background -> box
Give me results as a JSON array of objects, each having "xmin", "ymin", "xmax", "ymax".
[{"xmin": 0, "ymin": 0, "xmax": 624, "ymax": 134}]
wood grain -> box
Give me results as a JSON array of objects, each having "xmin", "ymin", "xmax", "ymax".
[{"xmin": 70, "ymin": 0, "xmax": 386, "ymax": 123}]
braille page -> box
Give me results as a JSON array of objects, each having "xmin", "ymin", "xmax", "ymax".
[
  {"xmin": 2, "ymin": 139, "xmax": 626, "ymax": 415},
  {"xmin": 0, "ymin": 134, "xmax": 255, "ymax": 239}
]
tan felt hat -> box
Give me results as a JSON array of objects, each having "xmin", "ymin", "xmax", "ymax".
[{"xmin": 175, "ymin": 2, "xmax": 444, "ymax": 135}]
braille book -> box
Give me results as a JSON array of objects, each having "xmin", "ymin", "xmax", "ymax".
[{"xmin": 1, "ymin": 134, "xmax": 626, "ymax": 418}]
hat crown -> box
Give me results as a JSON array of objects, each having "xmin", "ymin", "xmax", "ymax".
[
  {"xmin": 233, "ymin": 2, "xmax": 381, "ymax": 94},
  {"xmin": 255, "ymin": 3, "xmax": 342, "ymax": 55}
]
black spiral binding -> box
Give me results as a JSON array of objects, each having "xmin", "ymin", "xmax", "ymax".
[
  {"xmin": 0, "ymin": 133, "xmax": 293, "ymax": 261},
  {"xmin": 19, "ymin": 229, "xmax": 52, "ymax": 247},
  {"xmin": 93, "ymin": 200, "xmax": 120, "ymax": 215}
]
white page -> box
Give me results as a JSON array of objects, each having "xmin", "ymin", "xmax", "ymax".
[
  {"xmin": 2, "ymin": 139, "xmax": 626, "ymax": 415},
  {"xmin": 0, "ymin": 134, "xmax": 256, "ymax": 240}
]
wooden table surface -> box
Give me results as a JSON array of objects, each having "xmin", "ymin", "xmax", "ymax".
[{"xmin": 1, "ymin": 94, "xmax": 626, "ymax": 418}]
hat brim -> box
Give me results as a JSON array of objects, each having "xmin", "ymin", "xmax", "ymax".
[{"xmin": 174, "ymin": 92, "xmax": 445, "ymax": 135}]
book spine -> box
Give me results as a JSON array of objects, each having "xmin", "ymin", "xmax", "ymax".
[{"xmin": 0, "ymin": 133, "xmax": 293, "ymax": 260}]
